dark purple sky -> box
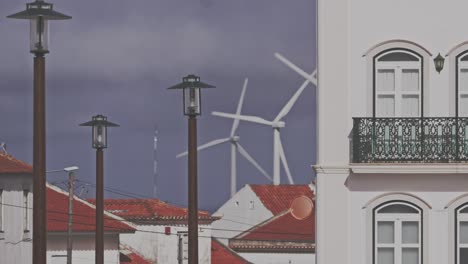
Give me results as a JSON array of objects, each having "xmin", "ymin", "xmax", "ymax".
[{"xmin": 0, "ymin": 0, "xmax": 316, "ymax": 211}]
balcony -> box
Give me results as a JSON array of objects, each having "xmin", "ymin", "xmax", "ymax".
[{"xmin": 352, "ymin": 117, "xmax": 468, "ymax": 163}]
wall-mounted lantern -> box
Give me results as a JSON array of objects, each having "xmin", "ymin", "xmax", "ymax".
[{"xmin": 434, "ymin": 53, "xmax": 445, "ymax": 74}]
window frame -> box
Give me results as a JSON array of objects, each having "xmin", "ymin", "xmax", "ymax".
[
  {"xmin": 373, "ymin": 48, "xmax": 424, "ymax": 118},
  {"xmin": 23, "ymin": 189, "xmax": 30, "ymax": 233},
  {"xmin": 456, "ymin": 51, "xmax": 468, "ymax": 117},
  {"xmin": 372, "ymin": 200, "xmax": 423, "ymax": 264},
  {"xmin": 454, "ymin": 203, "xmax": 468, "ymax": 264}
]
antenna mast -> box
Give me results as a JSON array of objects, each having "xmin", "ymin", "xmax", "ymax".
[{"xmin": 153, "ymin": 128, "xmax": 158, "ymax": 198}]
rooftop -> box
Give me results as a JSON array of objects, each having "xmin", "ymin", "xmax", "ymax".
[
  {"xmin": 249, "ymin": 184, "xmax": 314, "ymax": 215},
  {"xmin": 0, "ymin": 153, "xmax": 32, "ymax": 174},
  {"xmin": 48, "ymin": 184, "xmax": 136, "ymax": 233},
  {"xmin": 91, "ymin": 198, "xmax": 219, "ymax": 224},
  {"xmin": 211, "ymin": 239, "xmax": 252, "ymax": 264}
]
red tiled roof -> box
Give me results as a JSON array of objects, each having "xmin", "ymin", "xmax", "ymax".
[
  {"xmin": 93, "ymin": 199, "xmax": 218, "ymax": 223},
  {"xmin": 47, "ymin": 184, "xmax": 136, "ymax": 233},
  {"xmin": 237, "ymin": 210, "xmax": 314, "ymax": 241},
  {"xmin": 249, "ymin": 184, "xmax": 314, "ymax": 215},
  {"xmin": 0, "ymin": 153, "xmax": 32, "ymax": 174},
  {"xmin": 211, "ymin": 239, "xmax": 252, "ymax": 264},
  {"xmin": 229, "ymin": 211, "xmax": 315, "ymax": 253},
  {"xmin": 120, "ymin": 246, "xmax": 152, "ymax": 264}
]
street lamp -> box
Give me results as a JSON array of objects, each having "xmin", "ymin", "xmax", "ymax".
[
  {"xmin": 79, "ymin": 115, "xmax": 119, "ymax": 264},
  {"xmin": 168, "ymin": 74, "xmax": 215, "ymax": 264},
  {"xmin": 46, "ymin": 166, "xmax": 79, "ymax": 264},
  {"xmin": 7, "ymin": 2, "xmax": 71, "ymax": 264}
]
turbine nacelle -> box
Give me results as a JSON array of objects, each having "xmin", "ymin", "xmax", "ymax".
[
  {"xmin": 272, "ymin": 122, "xmax": 285, "ymax": 128},
  {"xmin": 231, "ymin": 136, "xmax": 240, "ymax": 142}
]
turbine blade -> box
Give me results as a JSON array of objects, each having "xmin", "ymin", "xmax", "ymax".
[
  {"xmin": 274, "ymin": 52, "xmax": 317, "ymax": 85},
  {"xmin": 212, "ymin": 111, "xmax": 272, "ymax": 126},
  {"xmin": 176, "ymin": 137, "xmax": 230, "ymax": 158},
  {"xmin": 231, "ymin": 78, "xmax": 248, "ymax": 137},
  {"xmin": 237, "ymin": 143, "xmax": 272, "ymax": 181},
  {"xmin": 277, "ymin": 138, "xmax": 294, "ymax": 184},
  {"xmin": 274, "ymin": 79, "xmax": 309, "ymax": 122}
]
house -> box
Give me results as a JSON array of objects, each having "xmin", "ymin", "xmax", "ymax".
[
  {"xmin": 315, "ymin": 1, "xmax": 468, "ymax": 264},
  {"xmin": 0, "ymin": 152, "xmax": 137, "ymax": 264},
  {"xmin": 95, "ymin": 198, "xmax": 219, "ymax": 264},
  {"xmin": 212, "ymin": 184, "xmax": 314, "ymax": 245},
  {"xmin": 229, "ymin": 209, "xmax": 315, "ymax": 264}
]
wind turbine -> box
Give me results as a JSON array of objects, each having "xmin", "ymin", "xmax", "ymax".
[
  {"xmin": 177, "ymin": 78, "xmax": 272, "ymax": 197},
  {"xmin": 212, "ymin": 53, "xmax": 317, "ymax": 185}
]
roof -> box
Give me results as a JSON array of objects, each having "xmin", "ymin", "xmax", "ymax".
[
  {"xmin": 249, "ymin": 184, "xmax": 314, "ymax": 215},
  {"xmin": 47, "ymin": 184, "xmax": 136, "ymax": 233},
  {"xmin": 0, "ymin": 153, "xmax": 32, "ymax": 174},
  {"xmin": 91, "ymin": 198, "xmax": 218, "ymax": 224},
  {"xmin": 211, "ymin": 239, "xmax": 252, "ymax": 264},
  {"xmin": 120, "ymin": 245, "xmax": 152, "ymax": 264},
  {"xmin": 229, "ymin": 210, "xmax": 315, "ymax": 253}
]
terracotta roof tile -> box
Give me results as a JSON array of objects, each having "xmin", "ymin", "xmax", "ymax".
[
  {"xmin": 47, "ymin": 184, "xmax": 135, "ymax": 233},
  {"xmin": 211, "ymin": 239, "xmax": 252, "ymax": 264},
  {"xmin": 237, "ymin": 211, "xmax": 314, "ymax": 241},
  {"xmin": 0, "ymin": 153, "xmax": 32, "ymax": 174},
  {"xmin": 92, "ymin": 199, "xmax": 217, "ymax": 223},
  {"xmin": 120, "ymin": 245, "xmax": 152, "ymax": 264},
  {"xmin": 249, "ymin": 184, "xmax": 314, "ymax": 215}
]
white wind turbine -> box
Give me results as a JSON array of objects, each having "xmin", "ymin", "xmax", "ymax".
[
  {"xmin": 177, "ymin": 78, "xmax": 272, "ymax": 197},
  {"xmin": 212, "ymin": 53, "xmax": 317, "ymax": 185}
]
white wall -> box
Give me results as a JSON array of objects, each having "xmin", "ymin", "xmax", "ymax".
[
  {"xmin": 0, "ymin": 174, "xmax": 33, "ymax": 264},
  {"xmin": 316, "ymin": 1, "xmax": 468, "ymax": 264},
  {"xmin": 239, "ymin": 252, "xmax": 314, "ymax": 264},
  {"xmin": 121, "ymin": 224, "xmax": 211, "ymax": 264},
  {"xmin": 212, "ymin": 185, "xmax": 272, "ymax": 245},
  {"xmin": 47, "ymin": 233, "xmax": 120, "ymax": 264}
]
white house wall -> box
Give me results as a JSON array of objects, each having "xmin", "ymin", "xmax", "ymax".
[
  {"xmin": 212, "ymin": 185, "xmax": 272, "ymax": 245},
  {"xmin": 120, "ymin": 224, "xmax": 212, "ymax": 264},
  {"xmin": 317, "ymin": 1, "xmax": 468, "ymax": 264},
  {"xmin": 47, "ymin": 233, "xmax": 120, "ymax": 264},
  {"xmin": 239, "ymin": 252, "xmax": 315, "ymax": 264},
  {"xmin": 0, "ymin": 174, "xmax": 32, "ymax": 264}
]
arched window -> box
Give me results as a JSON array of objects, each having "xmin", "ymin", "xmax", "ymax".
[
  {"xmin": 456, "ymin": 203, "xmax": 468, "ymax": 263},
  {"xmin": 374, "ymin": 201, "xmax": 422, "ymax": 264},
  {"xmin": 457, "ymin": 52, "xmax": 468, "ymax": 117},
  {"xmin": 374, "ymin": 50, "xmax": 422, "ymax": 117}
]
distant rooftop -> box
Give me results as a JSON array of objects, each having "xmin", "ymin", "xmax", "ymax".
[
  {"xmin": 0, "ymin": 152, "xmax": 32, "ymax": 174},
  {"xmin": 90, "ymin": 198, "xmax": 219, "ymax": 225}
]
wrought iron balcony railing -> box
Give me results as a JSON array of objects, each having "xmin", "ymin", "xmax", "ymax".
[{"xmin": 352, "ymin": 117, "xmax": 468, "ymax": 163}]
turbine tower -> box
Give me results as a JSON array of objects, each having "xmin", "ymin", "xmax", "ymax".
[
  {"xmin": 153, "ymin": 128, "xmax": 158, "ymax": 198},
  {"xmin": 177, "ymin": 79, "xmax": 272, "ymax": 197},
  {"xmin": 213, "ymin": 53, "xmax": 317, "ymax": 185}
]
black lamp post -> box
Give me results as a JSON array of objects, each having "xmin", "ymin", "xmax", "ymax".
[
  {"xmin": 79, "ymin": 115, "xmax": 119, "ymax": 264},
  {"xmin": 168, "ymin": 74, "xmax": 215, "ymax": 264},
  {"xmin": 7, "ymin": 2, "xmax": 70, "ymax": 264}
]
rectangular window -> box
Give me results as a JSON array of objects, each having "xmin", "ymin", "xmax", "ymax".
[
  {"xmin": 23, "ymin": 190, "xmax": 29, "ymax": 232},
  {"xmin": 178, "ymin": 232, "xmax": 188, "ymax": 264}
]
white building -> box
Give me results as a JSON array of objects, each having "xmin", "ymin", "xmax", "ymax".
[
  {"xmin": 315, "ymin": 1, "xmax": 468, "ymax": 264},
  {"xmin": 212, "ymin": 184, "xmax": 314, "ymax": 244},
  {"xmin": 212, "ymin": 184, "xmax": 315, "ymax": 263},
  {"xmin": 0, "ymin": 152, "xmax": 138, "ymax": 264},
  {"xmin": 99, "ymin": 198, "xmax": 218, "ymax": 264}
]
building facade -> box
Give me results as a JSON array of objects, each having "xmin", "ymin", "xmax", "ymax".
[{"xmin": 316, "ymin": 1, "xmax": 468, "ymax": 264}]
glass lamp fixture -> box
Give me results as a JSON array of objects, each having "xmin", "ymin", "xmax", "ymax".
[
  {"xmin": 167, "ymin": 74, "xmax": 216, "ymax": 116},
  {"xmin": 7, "ymin": 0, "xmax": 71, "ymax": 54},
  {"xmin": 434, "ymin": 53, "xmax": 445, "ymax": 74},
  {"xmin": 79, "ymin": 115, "xmax": 119, "ymax": 149}
]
